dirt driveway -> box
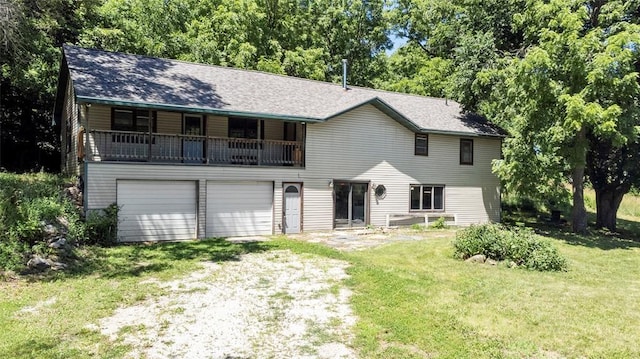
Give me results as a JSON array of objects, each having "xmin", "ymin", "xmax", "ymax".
[
  {"xmin": 94, "ymin": 228, "xmax": 453, "ymax": 358},
  {"xmin": 290, "ymin": 227, "xmax": 457, "ymax": 251}
]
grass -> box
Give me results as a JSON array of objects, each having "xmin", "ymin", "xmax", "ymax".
[
  {"xmin": 346, "ymin": 234, "xmax": 640, "ymax": 358},
  {"xmin": 0, "ymin": 238, "xmax": 270, "ymax": 358},
  {"xmin": 2, "ymin": 194, "xmax": 640, "ymax": 358}
]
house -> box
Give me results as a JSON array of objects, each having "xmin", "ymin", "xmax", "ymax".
[{"xmin": 54, "ymin": 45, "xmax": 505, "ymax": 242}]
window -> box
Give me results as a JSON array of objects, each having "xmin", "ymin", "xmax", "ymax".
[
  {"xmin": 111, "ymin": 108, "xmax": 156, "ymax": 143},
  {"xmin": 415, "ymin": 134, "xmax": 428, "ymax": 156},
  {"xmin": 65, "ymin": 118, "xmax": 72, "ymax": 153},
  {"xmin": 111, "ymin": 108, "xmax": 155, "ymax": 133},
  {"xmin": 460, "ymin": 139, "xmax": 473, "ymax": 165},
  {"xmin": 410, "ymin": 185, "xmax": 444, "ymax": 211},
  {"xmin": 228, "ymin": 117, "xmax": 264, "ymax": 139}
]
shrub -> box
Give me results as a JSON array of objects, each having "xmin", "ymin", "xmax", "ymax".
[
  {"xmin": 0, "ymin": 173, "xmax": 87, "ymax": 270},
  {"xmin": 453, "ymin": 223, "xmax": 567, "ymax": 271},
  {"xmin": 430, "ymin": 216, "xmax": 449, "ymax": 229},
  {"xmin": 83, "ymin": 204, "xmax": 119, "ymax": 246},
  {"xmin": 0, "ymin": 238, "xmax": 30, "ymax": 271}
]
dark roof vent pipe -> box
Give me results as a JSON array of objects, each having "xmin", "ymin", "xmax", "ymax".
[{"xmin": 342, "ymin": 59, "xmax": 348, "ymax": 90}]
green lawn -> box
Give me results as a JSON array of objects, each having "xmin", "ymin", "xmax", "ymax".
[{"xmin": 2, "ymin": 210, "xmax": 640, "ymax": 358}]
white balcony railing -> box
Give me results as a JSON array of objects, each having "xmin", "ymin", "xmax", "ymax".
[{"xmin": 88, "ymin": 130, "xmax": 304, "ymax": 167}]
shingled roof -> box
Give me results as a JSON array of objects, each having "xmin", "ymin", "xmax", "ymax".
[{"xmin": 57, "ymin": 45, "xmax": 505, "ymax": 137}]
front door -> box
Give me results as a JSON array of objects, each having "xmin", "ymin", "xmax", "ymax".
[
  {"xmin": 283, "ymin": 183, "xmax": 301, "ymax": 234},
  {"xmin": 183, "ymin": 114, "xmax": 204, "ymax": 162},
  {"xmin": 334, "ymin": 181, "xmax": 368, "ymax": 228}
]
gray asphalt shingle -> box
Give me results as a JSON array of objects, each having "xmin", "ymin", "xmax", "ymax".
[{"xmin": 63, "ymin": 45, "xmax": 504, "ymax": 137}]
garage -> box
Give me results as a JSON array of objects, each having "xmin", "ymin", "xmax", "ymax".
[
  {"xmin": 206, "ymin": 181, "xmax": 273, "ymax": 237},
  {"xmin": 117, "ymin": 180, "xmax": 197, "ymax": 242}
]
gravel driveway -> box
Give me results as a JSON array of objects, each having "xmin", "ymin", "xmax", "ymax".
[{"xmin": 95, "ymin": 249, "xmax": 356, "ymax": 359}]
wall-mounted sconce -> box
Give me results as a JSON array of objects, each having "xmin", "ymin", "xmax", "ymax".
[{"xmin": 328, "ymin": 180, "xmax": 333, "ymax": 188}]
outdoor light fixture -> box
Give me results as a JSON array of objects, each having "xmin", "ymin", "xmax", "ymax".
[{"xmin": 328, "ymin": 180, "xmax": 333, "ymax": 188}]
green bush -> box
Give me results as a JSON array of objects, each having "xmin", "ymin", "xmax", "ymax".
[
  {"xmin": 0, "ymin": 238, "xmax": 30, "ymax": 271},
  {"xmin": 453, "ymin": 223, "xmax": 567, "ymax": 271},
  {"xmin": 430, "ymin": 216, "xmax": 449, "ymax": 229},
  {"xmin": 0, "ymin": 173, "xmax": 90, "ymax": 271},
  {"xmin": 83, "ymin": 204, "xmax": 119, "ymax": 246}
]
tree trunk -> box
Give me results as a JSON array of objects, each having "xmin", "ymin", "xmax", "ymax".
[
  {"xmin": 571, "ymin": 127, "xmax": 588, "ymax": 234},
  {"xmin": 595, "ymin": 188, "xmax": 625, "ymax": 232},
  {"xmin": 571, "ymin": 165, "xmax": 588, "ymax": 233}
]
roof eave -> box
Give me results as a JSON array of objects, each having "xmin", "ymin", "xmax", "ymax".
[
  {"xmin": 418, "ymin": 128, "xmax": 506, "ymax": 138},
  {"xmin": 75, "ymin": 96, "xmax": 324, "ymax": 123}
]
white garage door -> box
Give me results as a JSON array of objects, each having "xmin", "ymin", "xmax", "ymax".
[
  {"xmin": 117, "ymin": 180, "xmax": 197, "ymax": 242},
  {"xmin": 206, "ymin": 181, "xmax": 273, "ymax": 237}
]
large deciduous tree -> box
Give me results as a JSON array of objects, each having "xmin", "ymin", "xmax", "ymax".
[
  {"xmin": 1, "ymin": 0, "xmax": 97, "ymax": 171},
  {"xmin": 486, "ymin": 0, "xmax": 640, "ymax": 233},
  {"xmin": 79, "ymin": 0, "xmax": 391, "ymax": 86}
]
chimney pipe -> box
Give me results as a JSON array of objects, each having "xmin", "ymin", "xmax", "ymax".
[{"xmin": 342, "ymin": 59, "xmax": 348, "ymax": 90}]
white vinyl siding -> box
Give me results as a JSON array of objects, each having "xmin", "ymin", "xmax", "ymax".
[
  {"xmin": 206, "ymin": 181, "xmax": 273, "ymax": 237},
  {"xmin": 83, "ymin": 104, "xmax": 501, "ymax": 233},
  {"xmin": 303, "ymin": 104, "xmax": 501, "ymax": 227},
  {"xmin": 85, "ymin": 163, "xmax": 294, "ymax": 236},
  {"xmin": 117, "ymin": 180, "xmax": 197, "ymax": 242}
]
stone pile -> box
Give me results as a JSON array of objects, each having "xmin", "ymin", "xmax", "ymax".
[{"xmin": 26, "ymin": 219, "xmax": 74, "ymax": 272}]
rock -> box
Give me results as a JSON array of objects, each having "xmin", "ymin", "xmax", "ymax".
[
  {"xmin": 51, "ymin": 262, "xmax": 68, "ymax": 271},
  {"xmin": 43, "ymin": 223, "xmax": 58, "ymax": 236},
  {"xmin": 49, "ymin": 237, "xmax": 67, "ymax": 249},
  {"xmin": 56, "ymin": 216, "xmax": 70, "ymax": 230},
  {"xmin": 508, "ymin": 261, "xmax": 519, "ymax": 268},
  {"xmin": 27, "ymin": 256, "xmax": 51, "ymax": 271},
  {"xmin": 465, "ymin": 254, "xmax": 487, "ymax": 263},
  {"xmin": 486, "ymin": 259, "xmax": 498, "ymax": 266}
]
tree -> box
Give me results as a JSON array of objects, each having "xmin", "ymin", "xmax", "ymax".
[
  {"xmin": 373, "ymin": 43, "xmax": 452, "ymax": 97},
  {"xmin": 1, "ymin": 0, "xmax": 98, "ymax": 171},
  {"xmin": 388, "ymin": 0, "xmax": 526, "ymax": 110},
  {"xmin": 80, "ymin": 0, "xmax": 391, "ymax": 86},
  {"xmin": 486, "ymin": 0, "xmax": 640, "ymax": 233}
]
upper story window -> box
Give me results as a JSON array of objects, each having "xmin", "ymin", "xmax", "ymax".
[
  {"xmin": 112, "ymin": 108, "xmax": 156, "ymax": 133},
  {"xmin": 228, "ymin": 117, "xmax": 264, "ymax": 139},
  {"xmin": 415, "ymin": 134, "xmax": 428, "ymax": 156},
  {"xmin": 410, "ymin": 185, "xmax": 444, "ymax": 211},
  {"xmin": 460, "ymin": 139, "xmax": 473, "ymax": 165}
]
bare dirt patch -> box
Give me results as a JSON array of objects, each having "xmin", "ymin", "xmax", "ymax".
[
  {"xmin": 93, "ymin": 250, "xmax": 356, "ymax": 359},
  {"xmin": 291, "ymin": 228, "xmax": 457, "ymax": 251}
]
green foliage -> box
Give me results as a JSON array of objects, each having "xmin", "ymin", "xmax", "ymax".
[
  {"xmin": 430, "ymin": 216, "xmax": 448, "ymax": 229},
  {"xmin": 374, "ymin": 44, "xmax": 453, "ymax": 97},
  {"xmin": 79, "ymin": 0, "xmax": 390, "ymax": 86},
  {"xmin": 0, "ymin": 172, "xmax": 108, "ymax": 270},
  {"xmin": 0, "ymin": 238, "xmax": 29, "ymax": 271},
  {"xmin": 453, "ymin": 224, "xmax": 567, "ymax": 271},
  {"xmin": 484, "ymin": 1, "xmax": 640, "ymax": 232},
  {"xmin": 83, "ymin": 204, "xmax": 119, "ymax": 246}
]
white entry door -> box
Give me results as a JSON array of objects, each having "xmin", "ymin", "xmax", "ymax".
[{"xmin": 283, "ymin": 183, "xmax": 301, "ymax": 234}]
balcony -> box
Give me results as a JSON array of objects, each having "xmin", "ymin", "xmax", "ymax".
[{"xmin": 88, "ymin": 130, "xmax": 304, "ymax": 167}]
